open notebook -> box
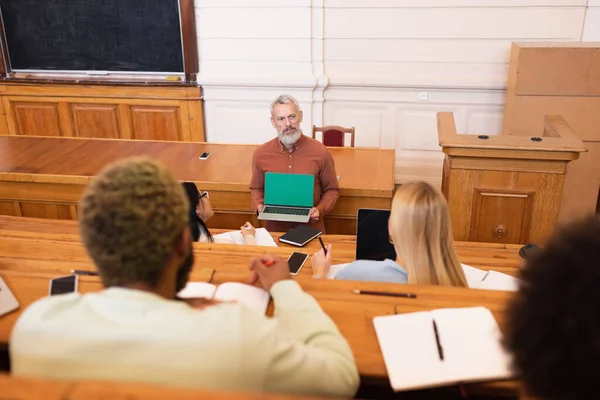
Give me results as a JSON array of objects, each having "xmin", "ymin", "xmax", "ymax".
[
  {"xmin": 374, "ymin": 307, "xmax": 513, "ymax": 391},
  {"xmin": 177, "ymin": 282, "xmax": 270, "ymax": 314},
  {"xmin": 212, "ymin": 228, "xmax": 277, "ymax": 247},
  {"xmin": 461, "ymin": 264, "xmax": 520, "ymax": 291}
]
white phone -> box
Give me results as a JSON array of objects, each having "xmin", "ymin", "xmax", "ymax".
[
  {"xmin": 288, "ymin": 252, "xmax": 308, "ymax": 275},
  {"xmin": 48, "ymin": 275, "xmax": 79, "ymax": 296}
]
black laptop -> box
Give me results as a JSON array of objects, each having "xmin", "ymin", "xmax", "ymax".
[{"xmin": 356, "ymin": 208, "xmax": 396, "ymax": 261}]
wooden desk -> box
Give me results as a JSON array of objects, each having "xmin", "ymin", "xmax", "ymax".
[
  {"xmin": 0, "ymin": 215, "xmax": 523, "ymax": 277},
  {"xmin": 1, "ymin": 373, "xmax": 341, "ymax": 400},
  {"xmin": 0, "ymin": 269, "xmax": 516, "ymax": 397},
  {"xmin": 0, "ymin": 136, "xmax": 395, "ymax": 234}
]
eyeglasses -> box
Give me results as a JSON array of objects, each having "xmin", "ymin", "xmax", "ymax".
[{"xmin": 275, "ymin": 114, "xmax": 297, "ymax": 123}]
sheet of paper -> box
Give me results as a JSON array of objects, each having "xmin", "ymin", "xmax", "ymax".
[
  {"xmin": 461, "ymin": 264, "xmax": 488, "ymax": 288},
  {"xmin": 327, "ymin": 263, "xmax": 349, "ymax": 279},
  {"xmin": 177, "ymin": 282, "xmax": 217, "ymax": 299},
  {"xmin": 214, "ymin": 282, "xmax": 270, "ymax": 314},
  {"xmin": 476, "ymin": 270, "xmax": 519, "ymax": 291},
  {"xmin": 213, "ymin": 228, "xmax": 277, "ymax": 247}
]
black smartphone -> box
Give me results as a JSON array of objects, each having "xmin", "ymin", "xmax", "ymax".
[
  {"xmin": 288, "ymin": 252, "xmax": 308, "ymax": 275},
  {"xmin": 48, "ymin": 275, "xmax": 78, "ymax": 296},
  {"xmin": 199, "ymin": 152, "xmax": 211, "ymax": 160}
]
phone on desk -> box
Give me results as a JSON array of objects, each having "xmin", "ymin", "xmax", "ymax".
[
  {"xmin": 288, "ymin": 252, "xmax": 308, "ymax": 275},
  {"xmin": 48, "ymin": 275, "xmax": 78, "ymax": 296},
  {"xmin": 199, "ymin": 152, "xmax": 211, "ymax": 160}
]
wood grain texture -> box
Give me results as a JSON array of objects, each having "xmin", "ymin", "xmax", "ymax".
[
  {"xmin": 439, "ymin": 111, "xmax": 582, "ymax": 244},
  {"xmin": 0, "ymin": 137, "xmax": 395, "ymax": 232},
  {"xmin": 502, "ymin": 43, "xmax": 600, "ymax": 223},
  {"xmin": 71, "ymin": 104, "xmax": 120, "ymax": 139},
  {"xmin": 0, "ymin": 83, "xmax": 205, "ymax": 141},
  {"xmin": 0, "ymin": 201, "xmax": 20, "ymax": 216},
  {"xmin": 0, "ymin": 374, "xmax": 341, "ymax": 400},
  {"xmin": 13, "ymin": 102, "xmax": 62, "ymax": 136}
]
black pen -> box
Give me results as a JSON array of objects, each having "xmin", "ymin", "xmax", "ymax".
[
  {"xmin": 352, "ymin": 289, "xmax": 417, "ymax": 299},
  {"xmin": 318, "ymin": 236, "xmax": 327, "ymax": 255},
  {"xmin": 432, "ymin": 319, "xmax": 444, "ymax": 361},
  {"xmin": 71, "ymin": 269, "xmax": 99, "ymax": 276}
]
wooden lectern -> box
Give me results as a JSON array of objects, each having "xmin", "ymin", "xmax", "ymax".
[{"xmin": 437, "ymin": 112, "xmax": 586, "ymax": 245}]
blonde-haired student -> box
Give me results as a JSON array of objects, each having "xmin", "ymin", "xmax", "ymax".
[{"xmin": 311, "ymin": 181, "xmax": 467, "ymax": 287}]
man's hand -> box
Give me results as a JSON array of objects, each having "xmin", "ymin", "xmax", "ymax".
[
  {"xmin": 257, "ymin": 204, "xmax": 264, "ymax": 214},
  {"xmin": 248, "ymin": 255, "xmax": 291, "ymax": 291},
  {"xmin": 309, "ymin": 207, "xmax": 320, "ymax": 222}
]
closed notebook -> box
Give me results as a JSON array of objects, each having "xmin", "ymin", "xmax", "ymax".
[
  {"xmin": 373, "ymin": 307, "xmax": 513, "ymax": 391},
  {"xmin": 278, "ymin": 225, "xmax": 322, "ymax": 247},
  {"xmin": 177, "ymin": 282, "xmax": 270, "ymax": 314},
  {"xmin": 212, "ymin": 228, "xmax": 278, "ymax": 247}
]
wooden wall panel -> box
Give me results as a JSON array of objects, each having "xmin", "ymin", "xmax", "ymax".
[
  {"xmin": 0, "ymin": 201, "xmax": 20, "ymax": 216},
  {"xmin": 19, "ymin": 203, "xmax": 77, "ymax": 220},
  {"xmin": 12, "ymin": 102, "xmax": 62, "ymax": 136},
  {"xmin": 131, "ymin": 106, "xmax": 181, "ymax": 141},
  {"xmin": 0, "ymin": 84, "xmax": 205, "ymax": 141},
  {"xmin": 503, "ymin": 43, "xmax": 600, "ymax": 222},
  {"xmin": 71, "ymin": 104, "xmax": 120, "ymax": 139}
]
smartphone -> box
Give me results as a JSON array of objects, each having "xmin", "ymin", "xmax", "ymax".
[
  {"xmin": 287, "ymin": 252, "xmax": 308, "ymax": 275},
  {"xmin": 199, "ymin": 152, "xmax": 211, "ymax": 160},
  {"xmin": 48, "ymin": 275, "xmax": 78, "ymax": 296}
]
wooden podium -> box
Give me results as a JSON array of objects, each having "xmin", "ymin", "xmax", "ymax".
[{"xmin": 437, "ymin": 112, "xmax": 586, "ymax": 245}]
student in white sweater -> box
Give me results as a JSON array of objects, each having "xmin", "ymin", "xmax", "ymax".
[
  {"xmin": 311, "ymin": 181, "xmax": 468, "ymax": 287},
  {"xmin": 10, "ymin": 158, "xmax": 359, "ymax": 397}
]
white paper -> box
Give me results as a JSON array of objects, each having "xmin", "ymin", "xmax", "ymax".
[
  {"xmin": 327, "ymin": 263, "xmax": 349, "ymax": 279},
  {"xmin": 373, "ymin": 307, "xmax": 512, "ymax": 392},
  {"xmin": 215, "ymin": 282, "xmax": 270, "ymax": 314},
  {"xmin": 213, "ymin": 228, "xmax": 277, "ymax": 247},
  {"xmin": 476, "ymin": 270, "xmax": 519, "ymax": 292},
  {"xmin": 177, "ymin": 282, "xmax": 217, "ymax": 299},
  {"xmin": 461, "ymin": 264, "xmax": 488, "ymax": 288}
]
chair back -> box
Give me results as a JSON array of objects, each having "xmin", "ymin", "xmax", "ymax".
[{"xmin": 312, "ymin": 125, "xmax": 355, "ymax": 147}]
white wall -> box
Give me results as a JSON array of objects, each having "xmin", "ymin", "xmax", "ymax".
[{"xmin": 195, "ymin": 0, "xmax": 596, "ymax": 185}]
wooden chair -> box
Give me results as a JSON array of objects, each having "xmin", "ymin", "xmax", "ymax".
[{"xmin": 312, "ymin": 125, "xmax": 355, "ymax": 147}]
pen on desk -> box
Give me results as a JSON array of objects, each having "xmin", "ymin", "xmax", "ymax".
[
  {"xmin": 352, "ymin": 289, "xmax": 417, "ymax": 299},
  {"xmin": 71, "ymin": 270, "xmax": 99, "ymax": 276},
  {"xmin": 318, "ymin": 236, "xmax": 327, "ymax": 255},
  {"xmin": 199, "ymin": 191, "xmax": 209, "ymax": 199},
  {"xmin": 432, "ymin": 319, "xmax": 444, "ymax": 361}
]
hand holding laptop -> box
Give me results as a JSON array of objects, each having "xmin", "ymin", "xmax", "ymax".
[{"xmin": 309, "ymin": 207, "xmax": 319, "ymax": 222}]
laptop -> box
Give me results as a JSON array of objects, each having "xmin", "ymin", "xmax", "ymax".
[
  {"xmin": 356, "ymin": 208, "xmax": 396, "ymax": 261},
  {"xmin": 258, "ymin": 172, "xmax": 314, "ymax": 223},
  {"xmin": 0, "ymin": 275, "xmax": 20, "ymax": 316}
]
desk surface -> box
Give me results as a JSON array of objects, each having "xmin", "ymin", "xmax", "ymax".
[{"xmin": 0, "ymin": 136, "xmax": 395, "ymax": 197}]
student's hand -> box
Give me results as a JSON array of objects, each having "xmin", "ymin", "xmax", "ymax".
[
  {"xmin": 196, "ymin": 192, "xmax": 214, "ymax": 222},
  {"xmin": 309, "ymin": 207, "xmax": 320, "ymax": 222},
  {"xmin": 248, "ymin": 255, "xmax": 291, "ymax": 291},
  {"xmin": 257, "ymin": 204, "xmax": 264, "ymax": 214},
  {"xmin": 311, "ymin": 244, "xmax": 332, "ymax": 278},
  {"xmin": 241, "ymin": 222, "xmax": 256, "ymax": 237}
]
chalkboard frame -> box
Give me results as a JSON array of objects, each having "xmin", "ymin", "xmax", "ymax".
[{"xmin": 0, "ymin": 0, "xmax": 198, "ymax": 84}]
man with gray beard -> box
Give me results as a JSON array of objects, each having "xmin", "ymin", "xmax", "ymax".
[{"xmin": 250, "ymin": 94, "xmax": 340, "ymax": 233}]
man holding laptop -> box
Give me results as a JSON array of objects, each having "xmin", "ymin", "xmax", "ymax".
[{"xmin": 250, "ymin": 94, "xmax": 340, "ymax": 233}]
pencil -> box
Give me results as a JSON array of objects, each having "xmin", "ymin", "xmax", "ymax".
[
  {"xmin": 352, "ymin": 289, "xmax": 417, "ymax": 299},
  {"xmin": 318, "ymin": 236, "xmax": 327, "ymax": 255}
]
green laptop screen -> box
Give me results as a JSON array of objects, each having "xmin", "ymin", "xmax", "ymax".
[{"xmin": 264, "ymin": 172, "xmax": 314, "ymax": 207}]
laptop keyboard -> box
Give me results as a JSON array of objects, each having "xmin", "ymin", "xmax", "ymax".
[{"xmin": 263, "ymin": 206, "xmax": 310, "ymax": 216}]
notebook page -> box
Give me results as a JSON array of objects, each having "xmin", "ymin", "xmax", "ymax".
[
  {"xmin": 177, "ymin": 282, "xmax": 217, "ymax": 299},
  {"xmin": 461, "ymin": 264, "xmax": 489, "ymax": 288},
  {"xmin": 215, "ymin": 282, "xmax": 270, "ymax": 314},
  {"xmin": 432, "ymin": 307, "xmax": 512, "ymax": 383},
  {"xmin": 327, "ymin": 263, "xmax": 349, "ymax": 279},
  {"xmin": 373, "ymin": 311, "xmax": 447, "ymax": 391},
  {"xmin": 476, "ymin": 271, "xmax": 519, "ymax": 292},
  {"xmin": 214, "ymin": 228, "xmax": 278, "ymax": 247}
]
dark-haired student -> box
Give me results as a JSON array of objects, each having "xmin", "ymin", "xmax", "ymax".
[
  {"xmin": 182, "ymin": 182, "xmax": 257, "ymax": 245},
  {"xmin": 504, "ymin": 215, "xmax": 600, "ymax": 400}
]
